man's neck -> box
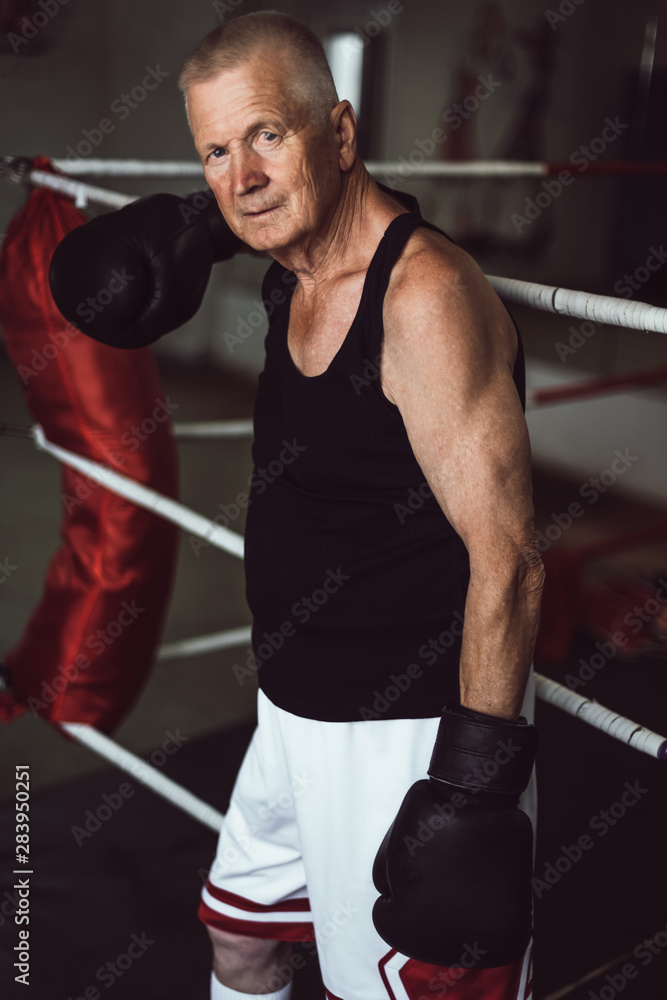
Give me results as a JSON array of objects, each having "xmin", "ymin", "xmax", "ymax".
[{"xmin": 270, "ymin": 163, "xmax": 409, "ymax": 290}]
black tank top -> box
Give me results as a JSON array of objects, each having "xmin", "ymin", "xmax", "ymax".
[{"xmin": 244, "ymin": 191, "xmax": 525, "ymax": 722}]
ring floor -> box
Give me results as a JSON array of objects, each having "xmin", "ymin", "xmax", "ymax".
[{"xmin": 1, "ymin": 347, "xmax": 666, "ymax": 999}]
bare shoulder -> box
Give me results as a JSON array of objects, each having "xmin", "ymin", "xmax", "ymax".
[
  {"xmin": 383, "ymin": 225, "xmax": 517, "ymax": 366},
  {"xmin": 387, "ymin": 225, "xmax": 474, "ymax": 293}
]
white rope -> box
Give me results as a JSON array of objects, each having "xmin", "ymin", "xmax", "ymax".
[
  {"xmin": 534, "ymin": 673, "xmax": 667, "ymax": 760},
  {"xmin": 172, "ymin": 420, "xmax": 253, "ymax": 440},
  {"xmin": 28, "ymin": 170, "xmax": 667, "ymax": 339},
  {"xmin": 59, "ymin": 722, "xmax": 224, "ymax": 832},
  {"xmin": 57, "ymin": 673, "xmax": 663, "ymax": 839},
  {"xmin": 368, "ymin": 160, "xmax": 547, "ymax": 178},
  {"xmin": 28, "ymin": 169, "xmax": 136, "ymax": 209},
  {"xmin": 52, "ymin": 671, "xmax": 663, "ymax": 841},
  {"xmin": 158, "ymin": 626, "xmax": 252, "ymax": 662},
  {"xmin": 50, "ymin": 158, "xmax": 548, "ymax": 179},
  {"xmin": 23, "ymin": 170, "xmax": 667, "ymax": 340},
  {"xmin": 32, "ymin": 426, "xmax": 244, "ymax": 560},
  {"xmin": 488, "ymin": 275, "xmax": 667, "ymax": 335},
  {"xmin": 51, "ymin": 159, "xmax": 206, "ymax": 178}
]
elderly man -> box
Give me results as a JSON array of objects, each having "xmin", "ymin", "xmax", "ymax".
[{"xmin": 178, "ymin": 11, "xmax": 543, "ymax": 1000}]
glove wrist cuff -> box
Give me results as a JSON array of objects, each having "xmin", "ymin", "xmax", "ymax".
[{"xmin": 427, "ymin": 705, "xmax": 537, "ymax": 799}]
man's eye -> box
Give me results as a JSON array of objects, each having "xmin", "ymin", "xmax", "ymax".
[
  {"xmin": 208, "ymin": 147, "xmax": 225, "ymax": 160},
  {"xmin": 259, "ymin": 132, "xmax": 278, "ymax": 142}
]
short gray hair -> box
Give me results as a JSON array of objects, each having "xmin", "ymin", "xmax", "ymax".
[{"xmin": 179, "ymin": 11, "xmax": 339, "ymax": 127}]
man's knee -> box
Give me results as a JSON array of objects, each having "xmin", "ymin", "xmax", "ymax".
[{"xmin": 207, "ymin": 924, "xmax": 291, "ymax": 974}]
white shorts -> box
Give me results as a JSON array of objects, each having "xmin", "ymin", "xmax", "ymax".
[{"xmin": 200, "ymin": 681, "xmax": 537, "ymax": 1000}]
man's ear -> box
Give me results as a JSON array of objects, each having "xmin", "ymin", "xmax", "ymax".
[{"xmin": 330, "ymin": 100, "xmax": 357, "ymax": 172}]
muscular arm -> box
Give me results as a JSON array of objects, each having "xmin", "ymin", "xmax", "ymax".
[{"xmin": 381, "ymin": 231, "xmax": 544, "ymax": 721}]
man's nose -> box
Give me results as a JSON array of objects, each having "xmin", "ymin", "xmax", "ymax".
[{"xmin": 230, "ymin": 148, "xmax": 268, "ymax": 195}]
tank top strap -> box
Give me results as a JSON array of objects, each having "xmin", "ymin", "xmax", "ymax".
[{"xmin": 360, "ymin": 212, "xmax": 456, "ymax": 366}]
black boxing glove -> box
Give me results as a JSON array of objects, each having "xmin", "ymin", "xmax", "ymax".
[
  {"xmin": 372, "ymin": 705, "xmax": 537, "ymax": 967},
  {"xmin": 49, "ymin": 190, "xmax": 247, "ymax": 348}
]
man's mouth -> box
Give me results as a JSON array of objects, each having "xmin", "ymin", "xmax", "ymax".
[{"xmin": 245, "ymin": 205, "xmax": 281, "ymax": 218}]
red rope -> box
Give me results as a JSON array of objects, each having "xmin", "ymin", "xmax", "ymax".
[{"xmin": 531, "ymin": 366, "xmax": 667, "ymax": 407}]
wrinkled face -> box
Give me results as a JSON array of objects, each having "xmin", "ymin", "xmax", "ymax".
[{"xmin": 188, "ymin": 54, "xmax": 342, "ymax": 254}]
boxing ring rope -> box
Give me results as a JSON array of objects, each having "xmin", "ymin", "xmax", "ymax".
[
  {"xmin": 45, "ymin": 158, "xmax": 667, "ymax": 179},
  {"xmin": 55, "ymin": 674, "xmax": 665, "ymax": 838},
  {"xmin": 157, "ymin": 626, "xmax": 252, "ymax": 662},
  {"xmin": 3, "ymin": 159, "xmax": 665, "ymax": 857},
  {"xmin": 11, "ymin": 168, "xmax": 667, "ymax": 337},
  {"xmin": 59, "ymin": 721, "xmax": 225, "ymax": 832},
  {"xmin": 10, "ymin": 171, "xmax": 667, "ymax": 337},
  {"xmin": 6, "ymin": 425, "xmax": 664, "ymax": 833},
  {"xmin": 487, "ymin": 275, "xmax": 667, "ymax": 335},
  {"xmin": 28, "ymin": 168, "xmax": 135, "ymax": 210},
  {"xmin": 5, "ymin": 386, "xmax": 667, "ymax": 756},
  {"xmin": 2, "ymin": 419, "xmax": 253, "ymax": 442},
  {"xmin": 31, "ymin": 424, "xmax": 245, "ymax": 559},
  {"xmin": 173, "ymin": 419, "xmax": 253, "ymax": 440},
  {"xmin": 534, "ymin": 675, "xmax": 667, "ymax": 760}
]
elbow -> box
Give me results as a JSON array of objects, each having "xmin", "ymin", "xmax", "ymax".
[
  {"xmin": 518, "ymin": 541, "xmax": 545, "ymax": 607},
  {"xmin": 467, "ymin": 536, "xmax": 545, "ymax": 606}
]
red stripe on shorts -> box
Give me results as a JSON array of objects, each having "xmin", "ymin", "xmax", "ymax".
[
  {"xmin": 204, "ymin": 880, "xmax": 311, "ymax": 913},
  {"xmin": 198, "ymin": 898, "xmax": 316, "ymax": 942}
]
